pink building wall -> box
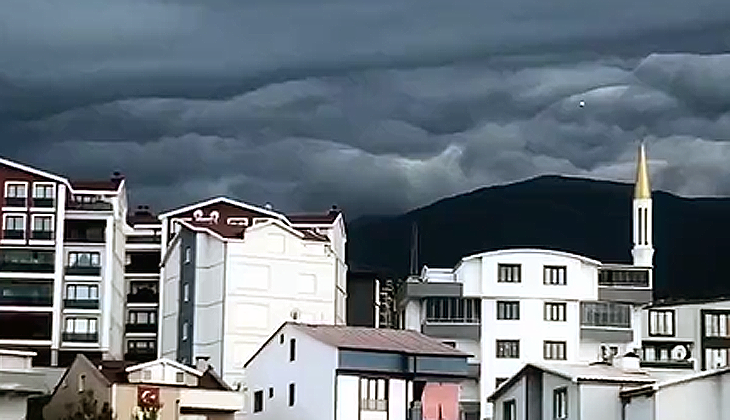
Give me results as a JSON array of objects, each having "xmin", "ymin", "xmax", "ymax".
[{"xmin": 421, "ymin": 383, "xmax": 460, "ymax": 420}]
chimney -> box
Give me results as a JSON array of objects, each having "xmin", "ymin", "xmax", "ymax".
[
  {"xmin": 328, "ymin": 204, "xmax": 340, "ymax": 215},
  {"xmin": 619, "ymin": 352, "xmax": 642, "ymax": 372},
  {"xmin": 264, "ymin": 202, "xmax": 273, "ymax": 210},
  {"xmin": 195, "ymin": 355, "xmax": 210, "ymax": 372},
  {"xmin": 111, "ymin": 171, "xmax": 124, "ymax": 187}
]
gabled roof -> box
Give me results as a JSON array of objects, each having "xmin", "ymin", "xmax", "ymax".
[
  {"xmin": 125, "ymin": 358, "xmax": 203, "ymax": 377},
  {"xmin": 620, "ymin": 366, "xmax": 730, "ymax": 398},
  {"xmin": 245, "ymin": 322, "xmax": 467, "ymax": 368},
  {"xmin": 488, "ymin": 362, "xmax": 657, "ymax": 403},
  {"xmin": 459, "ymin": 248, "xmax": 602, "ymax": 267},
  {"xmin": 50, "ymin": 354, "xmax": 112, "ymax": 397},
  {"xmin": 0, "ymin": 156, "xmax": 69, "ymax": 185},
  {"xmin": 158, "ymin": 197, "xmax": 289, "ymax": 223}
]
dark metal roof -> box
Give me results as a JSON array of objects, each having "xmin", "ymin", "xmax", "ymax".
[
  {"xmin": 70, "ymin": 180, "xmax": 121, "ymax": 191},
  {"xmin": 291, "ymin": 323, "xmax": 469, "ymax": 357}
]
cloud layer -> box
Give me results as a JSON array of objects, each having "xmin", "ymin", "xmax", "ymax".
[{"xmin": 3, "ymin": 0, "xmax": 730, "ymax": 216}]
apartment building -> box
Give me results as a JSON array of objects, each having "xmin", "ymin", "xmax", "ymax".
[
  {"xmin": 0, "ymin": 157, "xmax": 128, "ymax": 367},
  {"xmin": 396, "ymin": 143, "xmax": 655, "ymax": 420},
  {"xmin": 124, "ymin": 206, "xmax": 162, "ymax": 364},
  {"xmin": 640, "ymin": 297, "xmax": 730, "ymax": 371},
  {"xmin": 157, "ymin": 197, "xmax": 347, "ymax": 390}
]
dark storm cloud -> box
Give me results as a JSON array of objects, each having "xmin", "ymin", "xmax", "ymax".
[{"xmin": 3, "ymin": 0, "xmax": 730, "ymax": 216}]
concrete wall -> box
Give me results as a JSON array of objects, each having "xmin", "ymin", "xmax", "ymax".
[
  {"xmin": 578, "ymin": 384, "xmax": 624, "ymax": 420},
  {"xmin": 653, "ymin": 372, "xmax": 730, "ymax": 420},
  {"xmin": 160, "ymin": 237, "xmax": 181, "ymax": 360},
  {"xmin": 193, "ymin": 232, "xmax": 226, "ymax": 374},
  {"xmin": 336, "ymin": 375, "xmax": 359, "ymax": 420},
  {"xmin": 540, "ymin": 373, "xmax": 576, "ymax": 420},
  {"xmin": 491, "ymin": 376, "xmax": 525, "ymax": 420},
  {"xmin": 623, "ymin": 393, "xmax": 654, "ymax": 420},
  {"xmin": 243, "ymin": 324, "xmax": 337, "ymax": 420}
]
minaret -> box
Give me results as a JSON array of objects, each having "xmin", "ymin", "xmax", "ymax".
[{"xmin": 632, "ymin": 142, "xmax": 654, "ymax": 267}]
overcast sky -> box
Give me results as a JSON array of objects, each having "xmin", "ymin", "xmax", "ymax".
[{"xmin": 2, "ymin": 0, "xmax": 730, "ymax": 217}]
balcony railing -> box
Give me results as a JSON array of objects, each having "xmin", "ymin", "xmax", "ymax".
[
  {"xmin": 64, "ymin": 233, "xmax": 105, "ymax": 243},
  {"xmin": 125, "ymin": 348, "xmax": 157, "ymax": 363},
  {"xmin": 66, "ymin": 201, "xmax": 113, "ymax": 211},
  {"xmin": 3, "ymin": 230, "xmax": 24, "ymax": 240},
  {"xmin": 125, "ymin": 323, "xmax": 157, "ymax": 333},
  {"xmin": 126, "ymin": 236, "xmax": 162, "ymax": 244},
  {"xmin": 127, "ymin": 291, "xmax": 159, "ymax": 304},
  {"xmin": 640, "ymin": 360, "xmax": 694, "ymax": 369},
  {"xmin": 581, "ymin": 302, "xmax": 631, "ymax": 328},
  {"xmin": 0, "ymin": 293, "xmax": 53, "ymax": 307},
  {"xmin": 65, "ymin": 266, "xmax": 101, "ymax": 276},
  {"xmin": 0, "ymin": 261, "xmax": 54, "ymax": 273},
  {"xmin": 4, "ymin": 197, "xmax": 26, "ymax": 207},
  {"xmin": 64, "ymin": 299, "xmax": 100, "ymax": 309},
  {"xmin": 31, "ymin": 230, "xmax": 54, "ymax": 240},
  {"xmin": 32, "ymin": 198, "xmax": 55, "ymax": 208},
  {"xmin": 62, "ymin": 332, "xmax": 99, "ymax": 342}
]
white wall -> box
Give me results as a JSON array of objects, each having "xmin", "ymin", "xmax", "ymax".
[
  {"xmin": 578, "ymin": 384, "xmax": 625, "ymax": 420},
  {"xmin": 0, "ymin": 394, "xmax": 29, "ymax": 420},
  {"xmin": 540, "ymin": 373, "xmax": 577, "ymax": 420},
  {"xmin": 653, "ymin": 373, "xmax": 730, "ymax": 420},
  {"xmin": 243, "ymin": 324, "xmax": 337, "ymax": 420},
  {"xmin": 388, "ymin": 379, "xmax": 407, "ymax": 420},
  {"xmin": 160, "ymin": 240, "xmax": 181, "ymax": 360},
  {"xmin": 624, "ymin": 394, "xmax": 654, "ymax": 420},
  {"xmin": 222, "ymin": 222, "xmax": 339, "ymax": 385},
  {"xmin": 194, "ymin": 233, "xmax": 226, "ymax": 374},
  {"xmin": 336, "ymin": 375, "xmax": 359, "ymax": 420},
  {"xmin": 491, "ymin": 376, "xmax": 525, "ymax": 420},
  {"xmin": 108, "ymin": 209, "xmax": 128, "ymax": 360}
]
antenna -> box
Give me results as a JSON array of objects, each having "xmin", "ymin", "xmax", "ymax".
[{"xmin": 409, "ymin": 221, "xmax": 419, "ymax": 275}]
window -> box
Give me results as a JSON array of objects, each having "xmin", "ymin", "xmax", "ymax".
[
  {"xmin": 581, "ymin": 302, "xmax": 631, "ymax": 328},
  {"xmin": 502, "ymin": 399, "xmax": 516, "ymax": 420},
  {"xmin": 544, "ymin": 341, "xmax": 567, "ymax": 360},
  {"xmin": 184, "ymin": 247, "xmax": 191, "ymax": 264},
  {"xmin": 649, "ymin": 310, "xmax": 675, "ymax": 336},
  {"xmin": 704, "ymin": 312, "xmax": 730, "ymax": 338},
  {"xmin": 33, "ymin": 183, "xmax": 55, "ymax": 199},
  {"xmin": 182, "ymin": 321, "xmax": 189, "ymax": 341},
  {"xmin": 66, "ymin": 284, "xmax": 99, "ymax": 300},
  {"xmin": 553, "ymin": 387, "xmax": 568, "ymax": 419},
  {"xmin": 127, "ymin": 340, "xmax": 155, "ymax": 352},
  {"xmin": 598, "ymin": 269, "xmax": 649, "ymax": 287},
  {"xmin": 183, "ymin": 283, "xmax": 189, "ymax": 302},
  {"xmin": 78, "ymin": 374, "xmax": 86, "ymax": 393},
  {"xmin": 442, "ymin": 341, "xmax": 457, "ymax": 348},
  {"xmin": 269, "ymin": 387, "xmax": 274, "ymax": 398},
  {"xmin": 289, "ymin": 338, "xmax": 296, "ymax": 362},
  {"xmin": 705, "ymin": 348, "xmax": 730, "ymax": 370},
  {"xmin": 360, "ymin": 378, "xmax": 387, "ymax": 411},
  {"xmin": 496, "ymin": 340, "xmax": 519, "ymax": 358},
  {"xmin": 279, "ymin": 334, "xmax": 284, "ymax": 344},
  {"xmin": 288, "ymin": 383, "xmax": 296, "ymax": 407},
  {"xmin": 68, "ymin": 252, "xmax": 101, "ymax": 267},
  {"xmin": 544, "ymin": 265, "xmax": 567, "ymax": 285},
  {"xmin": 3, "ymin": 214, "xmax": 25, "ymax": 239},
  {"xmin": 425, "ymin": 298, "xmax": 481, "ymax": 323},
  {"xmin": 545, "ymin": 302, "xmax": 567, "ymax": 322},
  {"xmin": 176, "ymin": 372, "xmax": 184, "ymax": 383},
  {"xmin": 128, "ymin": 310, "xmax": 157, "ymax": 325},
  {"xmin": 497, "ymin": 301, "xmax": 520, "ymax": 320},
  {"xmin": 495, "ymin": 377, "xmax": 508, "ymax": 388},
  {"xmin": 5, "ymin": 182, "xmax": 27, "ymax": 207},
  {"xmin": 31, "ymin": 216, "xmax": 53, "ymax": 238},
  {"xmin": 253, "ymin": 390, "xmax": 263, "ymax": 413},
  {"xmin": 498, "ymin": 264, "xmax": 521, "ymax": 282},
  {"xmin": 65, "ymin": 317, "xmax": 98, "ymax": 333}
]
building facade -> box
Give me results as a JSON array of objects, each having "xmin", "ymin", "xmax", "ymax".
[
  {"xmin": 0, "ymin": 157, "xmax": 129, "ymax": 367},
  {"xmin": 640, "ymin": 298, "xmax": 730, "ymax": 372},
  {"xmin": 242, "ymin": 322, "xmax": 470, "ymax": 420},
  {"xmin": 397, "ymin": 144, "xmax": 655, "ymax": 419},
  {"xmin": 157, "ymin": 197, "xmax": 347, "ymax": 389},
  {"xmin": 124, "ymin": 206, "xmax": 162, "ymax": 364}
]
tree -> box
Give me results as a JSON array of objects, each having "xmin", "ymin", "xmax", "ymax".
[{"xmin": 61, "ymin": 389, "xmax": 113, "ymax": 420}]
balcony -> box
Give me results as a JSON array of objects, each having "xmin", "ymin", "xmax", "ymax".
[
  {"xmin": 598, "ymin": 269, "xmax": 650, "ymax": 287},
  {"xmin": 125, "ymin": 348, "xmax": 157, "ymax": 363},
  {"xmin": 65, "ymin": 266, "xmax": 101, "ymax": 276},
  {"xmin": 127, "ymin": 290, "xmax": 159, "ymax": 304},
  {"xmin": 3, "ymin": 230, "xmax": 24, "ymax": 240},
  {"xmin": 66, "ymin": 201, "xmax": 113, "ymax": 211},
  {"xmin": 0, "ymin": 282, "xmax": 53, "ymax": 306},
  {"xmin": 4, "ymin": 197, "xmax": 26, "ymax": 207},
  {"xmin": 31, "ymin": 230, "xmax": 53, "ymax": 240},
  {"xmin": 126, "ymin": 236, "xmax": 161, "ymax": 244},
  {"xmin": 640, "ymin": 359, "xmax": 694, "ymax": 369},
  {"xmin": 62, "ymin": 332, "xmax": 99, "ymax": 342},
  {"xmin": 32, "ymin": 198, "xmax": 55, "ymax": 208},
  {"xmin": 64, "ymin": 299, "xmax": 100, "ymax": 310},
  {"xmin": 0, "ymin": 257, "xmax": 54, "ymax": 273},
  {"xmin": 125, "ymin": 323, "xmax": 157, "ymax": 333}
]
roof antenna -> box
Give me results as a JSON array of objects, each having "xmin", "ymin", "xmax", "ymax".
[{"xmin": 409, "ymin": 221, "xmax": 419, "ymax": 276}]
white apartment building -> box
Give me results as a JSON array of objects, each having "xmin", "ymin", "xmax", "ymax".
[
  {"xmin": 397, "ymin": 143, "xmax": 655, "ymax": 420},
  {"xmin": 640, "ymin": 297, "xmax": 730, "ymax": 372},
  {"xmin": 158, "ymin": 197, "xmax": 347, "ymax": 390},
  {"xmin": 0, "ymin": 156, "xmax": 129, "ymax": 367}
]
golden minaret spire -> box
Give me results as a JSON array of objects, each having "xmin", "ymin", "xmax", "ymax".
[{"xmin": 634, "ymin": 142, "xmax": 651, "ymax": 199}]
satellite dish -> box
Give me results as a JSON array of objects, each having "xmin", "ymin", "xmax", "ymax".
[{"xmin": 671, "ymin": 345, "xmax": 688, "ymax": 360}]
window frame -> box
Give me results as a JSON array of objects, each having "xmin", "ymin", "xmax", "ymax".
[
  {"xmin": 496, "ymin": 339, "xmax": 520, "ymax": 359},
  {"xmin": 2, "ymin": 213, "xmax": 26, "ymax": 239},
  {"xmin": 68, "ymin": 251, "xmax": 101, "ymax": 268},
  {"xmin": 253, "ymin": 390, "xmax": 264, "ymax": 413},
  {"xmin": 544, "ymin": 341, "xmax": 567, "ymax": 360},
  {"xmin": 288, "ymin": 383, "xmax": 296, "ymax": 407},
  {"xmin": 544, "ymin": 302, "xmax": 567, "ymax": 322},
  {"xmin": 32, "ymin": 182, "xmax": 55, "ymax": 199},
  {"xmin": 64, "ymin": 317, "xmax": 99, "ymax": 334},
  {"xmin": 553, "ymin": 387, "xmax": 568, "ymax": 419},
  {"xmin": 289, "ymin": 338, "xmax": 296, "ymax": 362},
  {"xmin": 502, "ymin": 399, "xmax": 516, "ymax": 420},
  {"xmin": 31, "ymin": 214, "xmax": 54, "ymax": 233},
  {"xmin": 497, "ymin": 263, "xmax": 522, "ymax": 283},
  {"xmin": 497, "ymin": 301, "xmax": 520, "ymax": 320},
  {"xmin": 359, "ymin": 377, "xmax": 388, "ymax": 412},
  {"xmin": 65, "ymin": 284, "xmax": 99, "ymax": 300},
  {"xmin": 543, "ymin": 265, "xmax": 567, "ymax": 285},
  {"xmin": 4, "ymin": 181, "xmax": 28, "ymax": 200},
  {"xmin": 648, "ymin": 309, "xmax": 675, "ymax": 337}
]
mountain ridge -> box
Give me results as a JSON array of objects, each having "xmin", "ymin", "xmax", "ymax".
[{"xmin": 346, "ymin": 175, "xmax": 730, "ymax": 300}]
